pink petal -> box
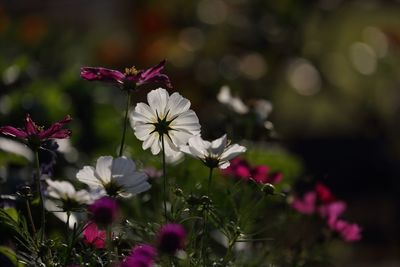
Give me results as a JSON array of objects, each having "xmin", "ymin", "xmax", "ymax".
[
  {"xmin": 80, "ymin": 67, "xmax": 125, "ymax": 84},
  {"xmin": 334, "ymin": 220, "xmax": 362, "ymax": 242},
  {"xmin": 83, "ymin": 222, "xmax": 106, "ymax": 249},
  {"xmin": 137, "ymin": 60, "xmax": 172, "ymax": 88},
  {"xmin": 0, "ymin": 126, "xmax": 28, "ymax": 138},
  {"xmin": 24, "ymin": 114, "xmax": 39, "ymax": 135},
  {"xmin": 292, "ymin": 191, "xmax": 317, "ymax": 215},
  {"xmin": 38, "ymin": 115, "xmax": 72, "ymax": 140},
  {"xmin": 251, "ymin": 165, "xmax": 269, "ymax": 183},
  {"xmin": 315, "ymin": 182, "xmax": 335, "ymax": 203}
]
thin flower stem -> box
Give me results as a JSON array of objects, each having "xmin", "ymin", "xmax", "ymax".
[
  {"xmin": 34, "ymin": 150, "xmax": 45, "ymax": 243},
  {"xmin": 161, "ymin": 134, "xmax": 168, "ymax": 222},
  {"xmin": 106, "ymin": 225, "xmax": 113, "ymax": 264},
  {"xmin": 25, "ymin": 199, "xmax": 36, "ymax": 234},
  {"xmin": 207, "ymin": 167, "xmax": 214, "ymax": 195},
  {"xmin": 66, "ymin": 211, "xmax": 70, "ymax": 235},
  {"xmin": 202, "ymin": 167, "xmax": 214, "ymax": 267},
  {"xmin": 118, "ymin": 92, "xmax": 132, "ymax": 157}
]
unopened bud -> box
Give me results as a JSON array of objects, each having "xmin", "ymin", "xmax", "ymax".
[{"xmin": 262, "ymin": 183, "xmax": 275, "ymax": 195}]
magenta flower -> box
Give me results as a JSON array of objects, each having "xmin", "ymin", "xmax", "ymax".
[
  {"xmin": 315, "ymin": 183, "xmax": 336, "ymax": 204},
  {"xmin": 120, "ymin": 244, "xmax": 157, "ymax": 267},
  {"xmin": 83, "ymin": 221, "xmax": 106, "ymax": 249},
  {"xmin": 80, "ymin": 60, "xmax": 172, "ymax": 90},
  {"xmin": 222, "ymin": 158, "xmax": 283, "ymax": 184},
  {"xmin": 157, "ymin": 224, "xmax": 186, "ymax": 255},
  {"xmin": 88, "ymin": 197, "xmax": 119, "ymax": 226},
  {"xmin": 0, "ymin": 114, "xmax": 71, "ymax": 149},
  {"xmin": 332, "ymin": 220, "xmax": 362, "ymax": 242},
  {"xmin": 291, "ymin": 191, "xmax": 317, "ymax": 215},
  {"xmin": 319, "ymin": 201, "xmax": 347, "ymax": 225}
]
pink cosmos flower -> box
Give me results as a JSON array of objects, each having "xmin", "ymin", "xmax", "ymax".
[
  {"xmin": 332, "ymin": 219, "xmax": 362, "ymax": 242},
  {"xmin": 0, "ymin": 114, "xmax": 71, "ymax": 149},
  {"xmin": 222, "ymin": 157, "xmax": 283, "ymax": 184},
  {"xmin": 120, "ymin": 244, "xmax": 157, "ymax": 267},
  {"xmin": 315, "ymin": 183, "xmax": 336, "ymax": 204},
  {"xmin": 80, "ymin": 60, "xmax": 172, "ymax": 90},
  {"xmin": 319, "ymin": 201, "xmax": 347, "ymax": 225},
  {"xmin": 157, "ymin": 224, "xmax": 186, "ymax": 255},
  {"xmin": 88, "ymin": 197, "xmax": 119, "ymax": 226},
  {"xmin": 291, "ymin": 191, "xmax": 317, "ymax": 215},
  {"xmin": 83, "ymin": 221, "xmax": 106, "ymax": 249}
]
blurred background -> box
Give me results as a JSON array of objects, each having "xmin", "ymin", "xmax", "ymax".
[{"xmin": 0, "ymin": 0, "xmax": 400, "ymax": 266}]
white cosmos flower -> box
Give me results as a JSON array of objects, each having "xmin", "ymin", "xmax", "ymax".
[
  {"xmin": 180, "ymin": 134, "xmax": 246, "ymax": 169},
  {"xmin": 130, "ymin": 88, "xmax": 201, "ymax": 159},
  {"xmin": 45, "ymin": 179, "xmax": 91, "ymax": 228},
  {"xmin": 76, "ymin": 156, "xmax": 151, "ymax": 198},
  {"xmin": 217, "ymin": 86, "xmax": 249, "ymax": 115}
]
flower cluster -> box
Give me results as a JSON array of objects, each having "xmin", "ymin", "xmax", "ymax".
[
  {"xmin": 291, "ymin": 183, "xmax": 362, "ymax": 242},
  {"xmin": 222, "ymin": 157, "xmax": 283, "ymax": 184}
]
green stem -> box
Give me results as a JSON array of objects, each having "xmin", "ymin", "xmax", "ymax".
[
  {"xmin": 66, "ymin": 211, "xmax": 70, "ymax": 235},
  {"xmin": 161, "ymin": 134, "xmax": 168, "ymax": 222},
  {"xmin": 25, "ymin": 199, "xmax": 36, "ymax": 234},
  {"xmin": 118, "ymin": 92, "xmax": 132, "ymax": 157},
  {"xmin": 202, "ymin": 167, "xmax": 214, "ymax": 266},
  {"xmin": 106, "ymin": 225, "xmax": 113, "ymax": 264},
  {"xmin": 34, "ymin": 150, "xmax": 45, "ymax": 243}
]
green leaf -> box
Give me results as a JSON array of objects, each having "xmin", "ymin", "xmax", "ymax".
[{"xmin": 0, "ymin": 246, "xmax": 24, "ymax": 267}]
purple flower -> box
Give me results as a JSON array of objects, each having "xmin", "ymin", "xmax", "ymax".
[
  {"xmin": 120, "ymin": 244, "xmax": 157, "ymax": 267},
  {"xmin": 157, "ymin": 224, "xmax": 186, "ymax": 255},
  {"xmin": 88, "ymin": 197, "xmax": 119, "ymax": 226},
  {"xmin": 80, "ymin": 60, "xmax": 172, "ymax": 90},
  {"xmin": 0, "ymin": 114, "xmax": 71, "ymax": 149}
]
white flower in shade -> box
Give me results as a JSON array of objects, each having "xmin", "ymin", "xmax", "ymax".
[
  {"xmin": 180, "ymin": 134, "xmax": 246, "ymax": 169},
  {"xmin": 217, "ymin": 86, "xmax": 249, "ymax": 115},
  {"xmin": 130, "ymin": 88, "xmax": 201, "ymax": 159},
  {"xmin": 76, "ymin": 156, "xmax": 151, "ymax": 198},
  {"xmin": 45, "ymin": 179, "xmax": 91, "ymax": 228}
]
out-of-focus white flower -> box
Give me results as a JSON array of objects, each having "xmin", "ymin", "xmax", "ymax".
[
  {"xmin": 76, "ymin": 156, "xmax": 151, "ymax": 198},
  {"xmin": 217, "ymin": 86, "xmax": 249, "ymax": 114},
  {"xmin": 45, "ymin": 179, "xmax": 91, "ymax": 228},
  {"xmin": 130, "ymin": 88, "xmax": 201, "ymax": 160},
  {"xmin": 250, "ymin": 99, "xmax": 273, "ymax": 122},
  {"xmin": 0, "ymin": 137, "xmax": 33, "ymax": 161},
  {"xmin": 180, "ymin": 134, "xmax": 246, "ymax": 169}
]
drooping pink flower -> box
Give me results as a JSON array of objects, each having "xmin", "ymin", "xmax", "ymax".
[
  {"xmin": 88, "ymin": 197, "xmax": 119, "ymax": 226},
  {"xmin": 120, "ymin": 244, "xmax": 157, "ymax": 267},
  {"xmin": 157, "ymin": 224, "xmax": 186, "ymax": 255},
  {"xmin": 83, "ymin": 221, "xmax": 106, "ymax": 249},
  {"xmin": 319, "ymin": 201, "xmax": 347, "ymax": 225},
  {"xmin": 332, "ymin": 220, "xmax": 362, "ymax": 242},
  {"xmin": 0, "ymin": 114, "xmax": 71, "ymax": 149},
  {"xmin": 291, "ymin": 191, "xmax": 317, "ymax": 215},
  {"xmin": 80, "ymin": 60, "xmax": 172, "ymax": 90},
  {"xmin": 251, "ymin": 165, "xmax": 269, "ymax": 183}
]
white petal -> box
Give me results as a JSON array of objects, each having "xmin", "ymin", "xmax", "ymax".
[
  {"xmin": 134, "ymin": 124, "xmax": 156, "ymax": 141},
  {"xmin": 188, "ymin": 135, "xmax": 209, "ymax": 155},
  {"xmin": 76, "ymin": 166, "xmax": 102, "ymax": 189},
  {"xmin": 220, "ymin": 144, "xmax": 246, "ymax": 162},
  {"xmin": 166, "ymin": 92, "xmax": 190, "ymax": 117},
  {"xmin": 166, "ymin": 151, "xmax": 184, "ymax": 164},
  {"xmin": 46, "ymin": 179, "xmax": 76, "ymax": 199},
  {"xmin": 150, "ymin": 137, "xmax": 161, "ymax": 155},
  {"xmin": 95, "ymin": 156, "xmax": 113, "ymax": 183},
  {"xmin": 219, "ymin": 161, "xmax": 231, "ymax": 169},
  {"xmin": 111, "ymin": 156, "xmax": 136, "ymax": 177},
  {"xmin": 142, "ymin": 132, "xmax": 158, "ymax": 150},
  {"xmin": 163, "ymin": 135, "xmax": 180, "ymax": 157},
  {"xmin": 210, "ymin": 134, "xmax": 227, "ymax": 156},
  {"xmin": 45, "ymin": 200, "xmax": 77, "ymax": 229},
  {"xmin": 217, "ymin": 85, "xmax": 232, "ymax": 104},
  {"xmin": 147, "ymin": 88, "xmax": 169, "ymax": 117},
  {"xmin": 132, "ymin": 103, "xmax": 155, "ymax": 122},
  {"xmin": 116, "ymin": 172, "xmax": 151, "ymax": 196}
]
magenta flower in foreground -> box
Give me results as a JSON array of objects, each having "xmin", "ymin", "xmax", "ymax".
[
  {"xmin": 80, "ymin": 60, "xmax": 172, "ymax": 90},
  {"xmin": 157, "ymin": 224, "xmax": 186, "ymax": 255},
  {"xmin": 0, "ymin": 114, "xmax": 71, "ymax": 149},
  {"xmin": 83, "ymin": 221, "xmax": 106, "ymax": 249},
  {"xmin": 88, "ymin": 196, "xmax": 119, "ymax": 226},
  {"xmin": 120, "ymin": 244, "xmax": 157, "ymax": 267}
]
